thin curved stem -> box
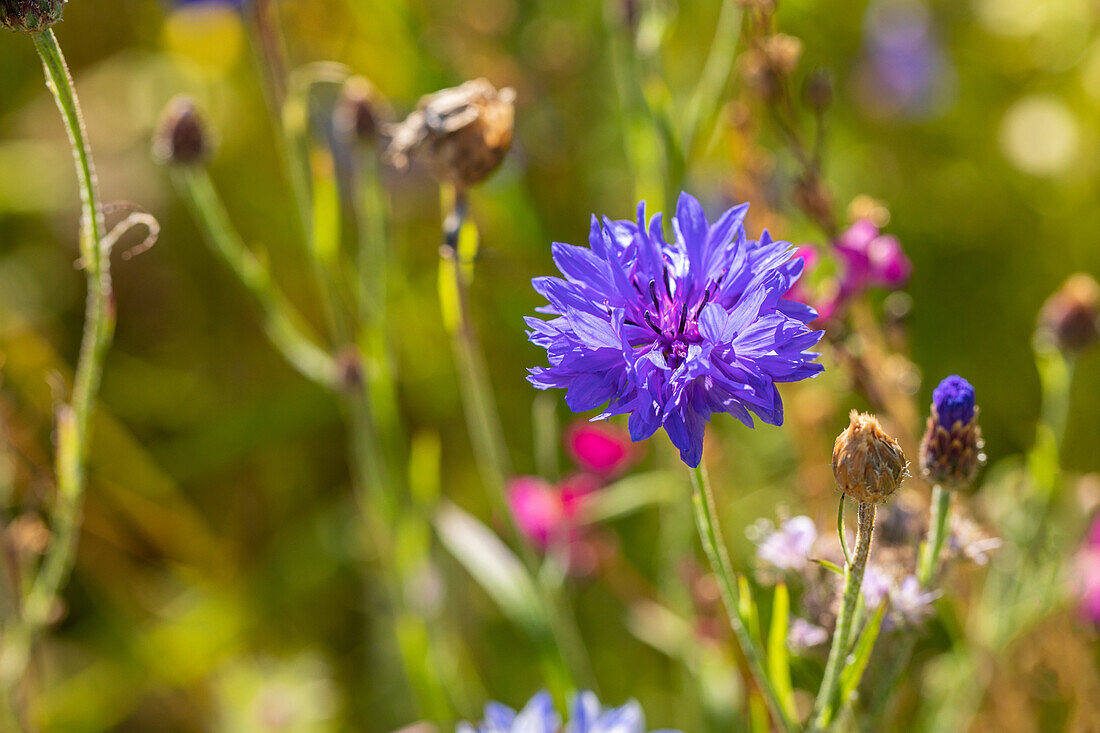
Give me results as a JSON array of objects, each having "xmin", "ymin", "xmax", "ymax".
[
  {"xmin": 811, "ymin": 500, "xmax": 876, "ymax": 731},
  {"xmin": 689, "ymin": 463, "xmax": 797, "ymax": 733}
]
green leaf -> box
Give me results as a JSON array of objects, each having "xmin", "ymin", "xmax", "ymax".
[
  {"xmin": 580, "ymin": 471, "xmax": 683, "ymax": 523},
  {"xmin": 434, "ymin": 502, "xmax": 550, "ymax": 640},
  {"xmin": 811, "ymin": 558, "xmax": 844, "ymax": 576},
  {"xmin": 767, "ymin": 582, "xmax": 797, "ymax": 720},
  {"xmin": 838, "ymin": 603, "xmax": 887, "ymax": 711},
  {"xmin": 837, "ymin": 494, "xmax": 853, "ymax": 566},
  {"xmin": 738, "ymin": 574, "xmax": 763, "ymax": 649}
]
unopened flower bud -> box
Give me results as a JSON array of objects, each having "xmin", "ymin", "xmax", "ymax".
[
  {"xmin": 1038, "ymin": 273, "xmax": 1100, "ymax": 354},
  {"xmin": 336, "ymin": 76, "xmax": 390, "ymax": 144},
  {"xmin": 0, "ymin": 0, "xmax": 64, "ymax": 33},
  {"xmin": 804, "ymin": 70, "xmax": 833, "ymax": 112},
  {"xmin": 152, "ymin": 95, "xmax": 211, "ymax": 166},
  {"xmin": 919, "ymin": 375, "xmax": 985, "ymax": 490},
  {"xmin": 832, "ymin": 410, "xmax": 907, "ymax": 504},
  {"xmin": 385, "ymin": 78, "xmax": 515, "ymax": 189}
]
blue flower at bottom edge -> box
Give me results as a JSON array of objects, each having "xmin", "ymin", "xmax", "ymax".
[
  {"xmin": 527, "ymin": 192, "xmax": 825, "ymax": 467},
  {"xmin": 458, "ymin": 690, "xmax": 680, "ymax": 733}
]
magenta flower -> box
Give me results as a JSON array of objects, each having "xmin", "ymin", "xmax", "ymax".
[
  {"xmin": 1074, "ymin": 516, "xmax": 1100, "ymax": 625},
  {"xmin": 835, "ymin": 219, "xmax": 911, "ymax": 298},
  {"xmin": 566, "ymin": 421, "xmax": 638, "ymax": 476},
  {"xmin": 507, "ymin": 474, "xmax": 599, "ymax": 551}
]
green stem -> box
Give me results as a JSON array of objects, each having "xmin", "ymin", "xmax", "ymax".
[
  {"xmin": 4, "ymin": 31, "xmax": 115, "ymax": 686},
  {"xmin": 811, "ymin": 500, "xmax": 876, "ymax": 732},
  {"xmin": 917, "ymin": 485, "xmax": 951, "ymax": 586},
  {"xmin": 689, "ymin": 463, "xmax": 797, "ymax": 733},
  {"xmin": 172, "ymin": 167, "xmax": 340, "ymax": 389}
]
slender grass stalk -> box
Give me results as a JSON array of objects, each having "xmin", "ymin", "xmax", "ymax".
[
  {"xmin": 171, "ymin": 168, "xmax": 340, "ymax": 389},
  {"xmin": 917, "ymin": 485, "xmax": 951, "ymax": 586},
  {"xmin": 0, "ymin": 33, "xmax": 114, "ymax": 698},
  {"xmin": 811, "ymin": 499, "xmax": 876, "ymax": 732},
  {"xmin": 689, "ymin": 463, "xmax": 797, "ymax": 733}
]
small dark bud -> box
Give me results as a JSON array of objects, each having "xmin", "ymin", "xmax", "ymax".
[
  {"xmin": 386, "ymin": 78, "xmax": 515, "ymax": 189},
  {"xmin": 919, "ymin": 376, "xmax": 985, "ymax": 490},
  {"xmin": 804, "ymin": 70, "xmax": 833, "ymax": 113},
  {"xmin": 833, "ymin": 410, "xmax": 908, "ymax": 504},
  {"xmin": 0, "ymin": 0, "xmax": 64, "ymax": 33},
  {"xmin": 152, "ymin": 95, "xmax": 211, "ymax": 166},
  {"xmin": 335, "ymin": 347, "xmax": 364, "ymax": 392},
  {"xmin": 1038, "ymin": 273, "xmax": 1100, "ymax": 354},
  {"xmin": 336, "ymin": 76, "xmax": 390, "ymax": 144}
]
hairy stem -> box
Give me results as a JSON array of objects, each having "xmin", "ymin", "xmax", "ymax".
[
  {"xmin": 917, "ymin": 485, "xmax": 951, "ymax": 586},
  {"xmin": 689, "ymin": 463, "xmax": 797, "ymax": 733},
  {"xmin": 812, "ymin": 500, "xmax": 876, "ymax": 731}
]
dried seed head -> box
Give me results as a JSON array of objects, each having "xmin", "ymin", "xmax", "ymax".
[
  {"xmin": 336, "ymin": 76, "xmax": 390, "ymax": 144},
  {"xmin": 760, "ymin": 34, "xmax": 803, "ymax": 76},
  {"xmin": 919, "ymin": 375, "xmax": 985, "ymax": 490},
  {"xmin": 832, "ymin": 410, "xmax": 907, "ymax": 504},
  {"xmin": 385, "ymin": 78, "xmax": 515, "ymax": 189},
  {"xmin": 1038, "ymin": 273, "xmax": 1100, "ymax": 354},
  {"xmin": 0, "ymin": 0, "xmax": 64, "ymax": 33},
  {"xmin": 152, "ymin": 95, "xmax": 211, "ymax": 166}
]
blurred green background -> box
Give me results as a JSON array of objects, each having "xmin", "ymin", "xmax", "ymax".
[{"xmin": 0, "ymin": 0, "xmax": 1098, "ymax": 730}]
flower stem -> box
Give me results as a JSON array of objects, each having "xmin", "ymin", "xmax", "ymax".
[
  {"xmin": 689, "ymin": 463, "xmax": 796, "ymax": 733},
  {"xmin": 2, "ymin": 31, "xmax": 114, "ymax": 687},
  {"xmin": 171, "ymin": 167, "xmax": 340, "ymax": 389},
  {"xmin": 811, "ymin": 499, "xmax": 876, "ymax": 732},
  {"xmin": 917, "ymin": 484, "xmax": 951, "ymax": 586}
]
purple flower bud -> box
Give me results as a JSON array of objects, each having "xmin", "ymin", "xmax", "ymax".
[
  {"xmin": 920, "ymin": 375, "xmax": 984, "ymax": 489},
  {"xmin": 0, "ymin": 0, "xmax": 64, "ymax": 33},
  {"xmin": 931, "ymin": 375, "xmax": 975, "ymax": 428}
]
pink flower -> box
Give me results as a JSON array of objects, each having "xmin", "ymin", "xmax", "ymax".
[
  {"xmin": 784, "ymin": 246, "xmax": 819, "ymax": 308},
  {"xmin": 566, "ymin": 422, "xmax": 637, "ymax": 477},
  {"xmin": 834, "ymin": 219, "xmax": 912, "ymax": 297},
  {"xmin": 507, "ymin": 474, "xmax": 599, "ymax": 550},
  {"xmin": 1074, "ymin": 515, "xmax": 1100, "ymax": 625}
]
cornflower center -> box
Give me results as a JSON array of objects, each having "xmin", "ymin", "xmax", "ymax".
[{"xmin": 624, "ymin": 266, "xmax": 722, "ymax": 369}]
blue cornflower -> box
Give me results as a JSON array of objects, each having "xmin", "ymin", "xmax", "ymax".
[
  {"xmin": 527, "ymin": 192, "xmax": 824, "ymax": 467},
  {"xmin": 458, "ymin": 691, "xmax": 559, "ymax": 733},
  {"xmin": 930, "ymin": 375, "xmax": 975, "ymax": 428},
  {"xmin": 459, "ymin": 691, "xmax": 680, "ymax": 733}
]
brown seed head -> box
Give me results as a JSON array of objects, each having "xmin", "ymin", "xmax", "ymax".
[
  {"xmin": 1038, "ymin": 273, "xmax": 1100, "ymax": 354},
  {"xmin": 385, "ymin": 78, "xmax": 515, "ymax": 189},
  {"xmin": 832, "ymin": 410, "xmax": 907, "ymax": 503},
  {"xmin": 0, "ymin": 0, "xmax": 63, "ymax": 33},
  {"xmin": 152, "ymin": 95, "xmax": 211, "ymax": 166},
  {"xmin": 760, "ymin": 34, "xmax": 803, "ymax": 76},
  {"xmin": 919, "ymin": 409, "xmax": 985, "ymax": 490}
]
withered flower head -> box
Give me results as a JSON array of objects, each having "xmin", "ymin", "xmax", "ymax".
[
  {"xmin": 919, "ymin": 375, "xmax": 984, "ymax": 490},
  {"xmin": 804, "ymin": 70, "xmax": 833, "ymax": 113},
  {"xmin": 385, "ymin": 78, "xmax": 515, "ymax": 189},
  {"xmin": 0, "ymin": 0, "xmax": 63, "ymax": 33},
  {"xmin": 336, "ymin": 76, "xmax": 390, "ymax": 144},
  {"xmin": 832, "ymin": 410, "xmax": 907, "ymax": 504},
  {"xmin": 152, "ymin": 95, "xmax": 211, "ymax": 166},
  {"xmin": 1038, "ymin": 273, "xmax": 1100, "ymax": 354}
]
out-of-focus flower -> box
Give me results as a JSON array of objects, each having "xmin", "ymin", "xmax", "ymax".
[
  {"xmin": 0, "ymin": 0, "xmax": 64, "ymax": 32},
  {"xmin": 919, "ymin": 375, "xmax": 985, "ymax": 490},
  {"xmin": 527, "ymin": 193, "xmax": 824, "ymax": 466},
  {"xmin": 459, "ymin": 691, "xmax": 560, "ymax": 733},
  {"xmin": 386, "ymin": 78, "xmax": 515, "ymax": 189},
  {"xmin": 752, "ymin": 515, "xmax": 818, "ymax": 572},
  {"xmin": 853, "ymin": 0, "xmax": 953, "ymax": 119},
  {"xmin": 508, "ymin": 475, "xmax": 595, "ymax": 549},
  {"xmin": 834, "ymin": 219, "xmax": 911, "ymax": 296},
  {"xmin": 861, "ymin": 565, "xmax": 892, "ymax": 609},
  {"xmin": 832, "ymin": 410, "xmax": 908, "ymax": 504},
  {"xmin": 153, "ymin": 95, "xmax": 212, "ymax": 166},
  {"xmin": 1038, "ymin": 273, "xmax": 1100, "ymax": 354},
  {"xmin": 888, "ymin": 575, "xmax": 940, "ymax": 626},
  {"xmin": 460, "ymin": 691, "xmax": 680, "ymax": 733},
  {"xmin": 1073, "ymin": 515, "xmax": 1100, "ymax": 626},
  {"xmin": 566, "ymin": 421, "xmax": 637, "ymax": 476},
  {"xmin": 803, "ymin": 70, "xmax": 834, "ymax": 113},
  {"xmin": 215, "ymin": 653, "xmax": 339, "ymax": 733},
  {"xmin": 788, "ymin": 618, "xmax": 829, "ymax": 651}
]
